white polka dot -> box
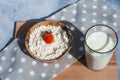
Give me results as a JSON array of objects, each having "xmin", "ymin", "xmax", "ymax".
[
  {"xmin": 81, "ymin": 18, "xmax": 86, "ymax": 22},
  {"xmin": 62, "ymin": 8, "xmax": 67, "ymax": 11},
  {"xmin": 113, "ymin": 22, "xmax": 117, "ymax": 26},
  {"xmin": 51, "ymin": 15, "xmax": 56, "ymax": 19},
  {"xmin": 67, "ymin": 54, "xmax": 72, "ymax": 59},
  {"xmin": 102, "ymin": 21, "xmax": 107, "ymax": 24},
  {"xmin": 66, "ymin": 65, "xmax": 70, "ymax": 68},
  {"xmin": 72, "ymin": 10, "xmax": 77, "ymax": 14},
  {"xmin": 4, "ymin": 47, "xmax": 8, "ymax": 51},
  {"xmin": 43, "ymin": 63, "xmax": 48, "ymax": 67},
  {"xmin": 92, "ymin": 5, "xmax": 97, "ymax": 9},
  {"xmin": 41, "ymin": 72, "xmax": 46, "ymax": 78},
  {"xmin": 29, "ymin": 71, "xmax": 35, "ymax": 76},
  {"xmin": 1, "ymin": 56, "xmax": 6, "ymax": 61},
  {"xmin": 113, "ymin": 14, "xmax": 117, "ymax": 18},
  {"xmin": 83, "ymin": 4, "xmax": 87, "ymax": 8},
  {"xmin": 13, "ymin": 47, "xmax": 17, "ymax": 51},
  {"xmin": 32, "ymin": 60, "xmax": 37, "ymax": 65},
  {"xmin": 102, "ymin": 13, "xmax": 107, "ymax": 17},
  {"xmin": 73, "ymin": 3, "xmax": 77, "ymax": 7},
  {"xmin": 11, "ymin": 57, "xmax": 15, "ymax": 62},
  {"xmin": 0, "ymin": 66, "xmax": 3, "ymax": 71},
  {"xmin": 8, "ymin": 68, "xmax": 13, "ymax": 72},
  {"xmin": 80, "ymin": 37, "xmax": 84, "ymax": 41},
  {"xmin": 92, "ymin": 12, "xmax": 97, "ymax": 16},
  {"xmin": 92, "ymin": 19, "xmax": 97, "ymax": 23},
  {"xmin": 93, "ymin": 27, "xmax": 97, "ymax": 31},
  {"xmin": 52, "ymin": 74, "xmax": 57, "ymax": 78},
  {"xmin": 70, "ymin": 26, "xmax": 75, "ymax": 31},
  {"xmin": 103, "ymin": 5, "xmax": 107, "ymax": 9},
  {"xmin": 5, "ymin": 78, "xmax": 10, "ymax": 80},
  {"xmin": 54, "ymin": 64, "xmax": 60, "ymax": 68},
  {"xmin": 79, "ymin": 47, "xmax": 84, "ymax": 51},
  {"xmin": 61, "ymin": 16, "xmax": 66, "ymax": 20},
  {"xmin": 82, "ymin": 10, "xmax": 87, "ymax": 14},
  {"xmin": 71, "ymin": 18, "xmax": 76, "ymax": 22},
  {"xmin": 20, "ymin": 58, "xmax": 26, "ymax": 63},
  {"xmin": 81, "ymin": 26, "xmax": 85, "ymax": 31},
  {"xmin": 18, "ymin": 68, "xmax": 23, "ymax": 73}
]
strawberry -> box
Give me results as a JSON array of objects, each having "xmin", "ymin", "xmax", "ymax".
[{"xmin": 43, "ymin": 30, "xmax": 54, "ymax": 44}]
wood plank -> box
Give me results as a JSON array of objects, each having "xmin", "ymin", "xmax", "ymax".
[{"xmin": 52, "ymin": 54, "xmax": 118, "ymax": 80}]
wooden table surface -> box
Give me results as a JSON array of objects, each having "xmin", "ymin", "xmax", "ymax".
[
  {"xmin": 52, "ymin": 54, "xmax": 118, "ymax": 80},
  {"xmin": 15, "ymin": 22, "xmax": 118, "ymax": 80}
]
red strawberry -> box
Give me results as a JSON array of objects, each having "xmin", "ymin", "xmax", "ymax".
[{"xmin": 43, "ymin": 30, "xmax": 54, "ymax": 44}]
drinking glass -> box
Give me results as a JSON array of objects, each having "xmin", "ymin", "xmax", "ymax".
[{"xmin": 85, "ymin": 24, "xmax": 118, "ymax": 71}]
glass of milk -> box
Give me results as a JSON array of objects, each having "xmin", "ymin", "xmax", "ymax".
[{"xmin": 85, "ymin": 24, "xmax": 118, "ymax": 71}]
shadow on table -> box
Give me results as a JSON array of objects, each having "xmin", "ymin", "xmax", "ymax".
[
  {"xmin": 60, "ymin": 21, "xmax": 87, "ymax": 67},
  {"xmin": 14, "ymin": 20, "xmax": 87, "ymax": 67},
  {"xmin": 14, "ymin": 22, "xmax": 40, "ymax": 55}
]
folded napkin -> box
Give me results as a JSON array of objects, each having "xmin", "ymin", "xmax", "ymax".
[
  {"xmin": 0, "ymin": 0, "xmax": 120, "ymax": 80},
  {"xmin": 0, "ymin": 38, "xmax": 81, "ymax": 80}
]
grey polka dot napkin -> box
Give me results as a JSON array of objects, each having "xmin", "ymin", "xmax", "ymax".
[
  {"xmin": 0, "ymin": 38, "xmax": 81, "ymax": 80},
  {"xmin": 0, "ymin": 0, "xmax": 120, "ymax": 80}
]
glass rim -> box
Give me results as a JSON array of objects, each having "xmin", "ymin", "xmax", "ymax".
[{"xmin": 85, "ymin": 24, "xmax": 118, "ymax": 54}]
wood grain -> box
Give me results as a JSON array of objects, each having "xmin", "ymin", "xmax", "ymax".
[
  {"xmin": 14, "ymin": 22, "xmax": 118, "ymax": 80},
  {"xmin": 52, "ymin": 55, "xmax": 118, "ymax": 80}
]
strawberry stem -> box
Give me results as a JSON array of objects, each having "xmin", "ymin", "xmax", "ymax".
[{"xmin": 46, "ymin": 29, "xmax": 51, "ymax": 34}]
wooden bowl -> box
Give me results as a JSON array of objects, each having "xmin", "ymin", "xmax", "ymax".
[{"xmin": 25, "ymin": 20, "xmax": 72, "ymax": 63}]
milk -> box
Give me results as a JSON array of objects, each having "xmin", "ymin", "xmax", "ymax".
[{"xmin": 85, "ymin": 31, "xmax": 115, "ymax": 71}]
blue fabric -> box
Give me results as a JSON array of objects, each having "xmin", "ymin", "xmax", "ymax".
[
  {"xmin": 106, "ymin": 0, "xmax": 120, "ymax": 12},
  {"xmin": 0, "ymin": 0, "xmax": 78, "ymax": 50}
]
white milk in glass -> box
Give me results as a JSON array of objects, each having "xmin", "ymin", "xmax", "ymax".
[{"xmin": 85, "ymin": 31, "xmax": 115, "ymax": 71}]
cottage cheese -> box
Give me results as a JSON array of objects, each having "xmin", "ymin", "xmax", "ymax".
[{"xmin": 28, "ymin": 25, "xmax": 69, "ymax": 60}]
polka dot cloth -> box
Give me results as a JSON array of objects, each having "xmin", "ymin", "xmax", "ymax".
[
  {"xmin": 32, "ymin": 60, "xmax": 37, "ymax": 66},
  {"xmin": 8, "ymin": 68, "xmax": 13, "ymax": 72},
  {"xmin": 0, "ymin": 0, "xmax": 120, "ymax": 80},
  {"xmin": 0, "ymin": 66, "xmax": 3, "ymax": 72},
  {"xmin": 54, "ymin": 64, "xmax": 60, "ymax": 68},
  {"xmin": 43, "ymin": 63, "xmax": 48, "ymax": 67},
  {"xmin": 5, "ymin": 78, "xmax": 10, "ymax": 80},
  {"xmin": 41, "ymin": 72, "xmax": 46, "ymax": 78},
  {"xmin": 1, "ymin": 56, "xmax": 6, "ymax": 61},
  {"xmin": 29, "ymin": 70, "xmax": 35, "ymax": 76},
  {"xmin": 11, "ymin": 57, "xmax": 15, "ymax": 62},
  {"xmin": 20, "ymin": 58, "xmax": 26, "ymax": 63},
  {"xmin": 18, "ymin": 68, "xmax": 23, "ymax": 73}
]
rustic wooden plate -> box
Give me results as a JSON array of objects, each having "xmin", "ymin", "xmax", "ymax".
[{"xmin": 25, "ymin": 20, "xmax": 72, "ymax": 63}]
